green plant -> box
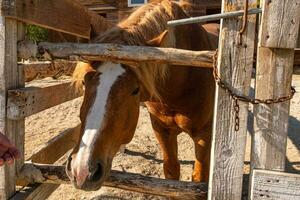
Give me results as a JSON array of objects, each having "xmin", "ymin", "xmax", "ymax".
[{"xmin": 26, "ymin": 25, "xmax": 48, "ymax": 43}]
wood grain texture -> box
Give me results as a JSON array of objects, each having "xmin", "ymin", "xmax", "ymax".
[
  {"xmin": 88, "ymin": 7, "xmax": 114, "ymax": 37},
  {"xmin": 29, "ymin": 124, "xmax": 80, "ymax": 164},
  {"xmin": 251, "ymin": 47, "xmax": 295, "ymax": 171},
  {"xmin": 249, "ymin": 2, "xmax": 299, "ymax": 198},
  {"xmin": 2, "ymin": 0, "xmax": 91, "ymax": 39},
  {"xmin": 19, "ymin": 163, "xmax": 208, "ymax": 199},
  {"xmin": 298, "ymin": 26, "xmax": 300, "ymax": 48},
  {"xmin": 208, "ymin": 0, "xmax": 257, "ymax": 199},
  {"xmin": 259, "ymin": 0, "xmax": 300, "ymax": 49},
  {"xmin": 18, "ymin": 42, "xmax": 215, "ymax": 68},
  {"xmin": 11, "ymin": 185, "xmax": 60, "ymax": 200},
  {"xmin": 22, "ymin": 61, "xmax": 77, "ymax": 82},
  {"xmin": 7, "ymin": 79, "xmax": 83, "ymax": 120},
  {"xmin": 250, "ymin": 169, "xmax": 300, "ymax": 200},
  {"xmin": 13, "ymin": 125, "xmax": 80, "ymax": 199},
  {"xmin": 15, "ymin": 22, "xmax": 26, "ymax": 175},
  {"xmin": 0, "ymin": 16, "xmax": 25, "ymax": 199}
]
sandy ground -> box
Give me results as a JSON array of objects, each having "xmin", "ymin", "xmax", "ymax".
[{"xmin": 23, "ymin": 75, "xmax": 300, "ymax": 200}]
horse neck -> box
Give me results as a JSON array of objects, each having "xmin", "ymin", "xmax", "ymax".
[{"xmin": 146, "ymin": 24, "xmax": 214, "ymax": 102}]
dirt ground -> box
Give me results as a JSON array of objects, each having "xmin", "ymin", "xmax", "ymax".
[{"xmin": 23, "ymin": 75, "xmax": 300, "ymax": 200}]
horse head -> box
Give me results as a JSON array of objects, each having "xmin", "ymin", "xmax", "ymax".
[{"xmin": 66, "ymin": 30, "xmax": 171, "ymax": 190}]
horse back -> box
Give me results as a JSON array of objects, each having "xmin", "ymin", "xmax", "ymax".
[{"xmin": 202, "ymin": 23, "xmax": 220, "ymax": 49}]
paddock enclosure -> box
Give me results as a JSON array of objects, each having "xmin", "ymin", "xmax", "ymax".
[{"xmin": 0, "ymin": 0, "xmax": 300, "ymax": 199}]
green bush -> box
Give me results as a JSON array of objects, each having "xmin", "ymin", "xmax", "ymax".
[{"xmin": 26, "ymin": 25, "xmax": 48, "ymax": 43}]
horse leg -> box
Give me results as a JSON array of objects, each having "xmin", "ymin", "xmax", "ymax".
[
  {"xmin": 150, "ymin": 115, "xmax": 180, "ymax": 180},
  {"xmin": 191, "ymin": 125, "xmax": 212, "ymax": 182}
]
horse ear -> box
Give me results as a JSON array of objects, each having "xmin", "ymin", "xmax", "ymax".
[
  {"xmin": 73, "ymin": 61, "xmax": 95, "ymax": 82},
  {"xmin": 147, "ymin": 30, "xmax": 169, "ymax": 47},
  {"xmin": 72, "ymin": 61, "xmax": 96, "ymax": 91},
  {"xmin": 84, "ymin": 70, "xmax": 99, "ymax": 84}
]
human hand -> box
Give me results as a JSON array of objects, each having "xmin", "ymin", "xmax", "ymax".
[{"xmin": 0, "ymin": 133, "xmax": 20, "ymax": 166}]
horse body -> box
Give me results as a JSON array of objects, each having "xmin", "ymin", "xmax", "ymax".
[
  {"xmin": 145, "ymin": 22, "xmax": 218, "ymax": 181},
  {"xmin": 67, "ymin": 0, "xmax": 219, "ymax": 190}
]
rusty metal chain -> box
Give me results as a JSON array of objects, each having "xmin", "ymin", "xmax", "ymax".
[
  {"xmin": 212, "ymin": 0, "xmax": 296, "ymax": 131},
  {"xmin": 213, "ymin": 50, "xmax": 296, "ymax": 131}
]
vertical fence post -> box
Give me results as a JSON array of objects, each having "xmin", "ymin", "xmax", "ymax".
[
  {"xmin": 0, "ymin": 3, "xmax": 25, "ymax": 199},
  {"xmin": 208, "ymin": 0, "xmax": 257, "ymax": 199},
  {"xmin": 298, "ymin": 26, "xmax": 300, "ymax": 48},
  {"xmin": 250, "ymin": 0, "xmax": 300, "ymax": 175}
]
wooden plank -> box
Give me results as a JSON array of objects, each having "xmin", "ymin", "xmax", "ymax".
[
  {"xmin": 29, "ymin": 124, "xmax": 80, "ymax": 164},
  {"xmin": 47, "ymin": 9, "xmax": 112, "ymax": 43},
  {"xmin": 46, "ymin": 8, "xmax": 113, "ymax": 43},
  {"xmin": 249, "ymin": 2, "xmax": 300, "ymax": 198},
  {"xmin": 2, "ymin": 0, "xmax": 91, "ymax": 39},
  {"xmin": 298, "ymin": 26, "xmax": 300, "ymax": 48},
  {"xmin": 13, "ymin": 153, "xmax": 71, "ymax": 200},
  {"xmin": 7, "ymin": 79, "xmax": 83, "ymax": 120},
  {"xmin": 88, "ymin": 8, "xmax": 114, "ymax": 38},
  {"xmin": 18, "ymin": 163, "xmax": 208, "ymax": 199},
  {"xmin": 14, "ymin": 126, "xmax": 80, "ymax": 200},
  {"xmin": 15, "ymin": 21, "xmax": 26, "ymax": 175},
  {"xmin": 250, "ymin": 169, "xmax": 300, "ymax": 200},
  {"xmin": 21, "ymin": 61, "xmax": 77, "ymax": 82},
  {"xmin": 0, "ymin": 17, "xmax": 25, "ymax": 199},
  {"xmin": 208, "ymin": 0, "xmax": 257, "ymax": 199},
  {"xmin": 251, "ymin": 47, "xmax": 295, "ymax": 170},
  {"xmin": 11, "ymin": 185, "xmax": 60, "ymax": 200},
  {"xmin": 251, "ymin": 0, "xmax": 300, "ymax": 172},
  {"xmin": 259, "ymin": 0, "xmax": 300, "ymax": 49},
  {"xmin": 18, "ymin": 42, "xmax": 215, "ymax": 68}
]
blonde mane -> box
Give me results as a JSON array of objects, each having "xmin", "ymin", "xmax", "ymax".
[
  {"xmin": 93, "ymin": 0, "xmax": 188, "ymax": 45},
  {"xmin": 75, "ymin": 0, "xmax": 189, "ymax": 100}
]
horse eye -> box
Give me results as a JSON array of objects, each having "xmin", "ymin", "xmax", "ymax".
[
  {"xmin": 82, "ymin": 80, "xmax": 85, "ymax": 86},
  {"xmin": 131, "ymin": 87, "xmax": 140, "ymax": 95}
]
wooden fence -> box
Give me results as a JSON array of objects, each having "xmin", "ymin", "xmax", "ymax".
[{"xmin": 0, "ymin": 0, "xmax": 300, "ymax": 200}]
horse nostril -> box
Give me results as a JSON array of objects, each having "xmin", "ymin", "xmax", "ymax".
[{"xmin": 89, "ymin": 162, "xmax": 103, "ymax": 182}]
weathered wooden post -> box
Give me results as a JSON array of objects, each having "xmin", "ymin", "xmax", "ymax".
[
  {"xmin": 251, "ymin": 0, "xmax": 300, "ymax": 172},
  {"xmin": 208, "ymin": 0, "xmax": 257, "ymax": 199},
  {"xmin": 0, "ymin": 1, "xmax": 25, "ymax": 199},
  {"xmin": 249, "ymin": 0, "xmax": 299, "ymax": 190},
  {"xmin": 249, "ymin": 0, "xmax": 300, "ymax": 198}
]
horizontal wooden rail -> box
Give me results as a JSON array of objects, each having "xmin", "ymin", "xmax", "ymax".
[
  {"xmin": 250, "ymin": 169, "xmax": 300, "ymax": 200},
  {"xmin": 7, "ymin": 79, "xmax": 83, "ymax": 120},
  {"xmin": 15, "ymin": 125, "xmax": 80, "ymax": 199},
  {"xmin": 21, "ymin": 61, "xmax": 77, "ymax": 82},
  {"xmin": 18, "ymin": 42, "xmax": 215, "ymax": 68},
  {"xmin": 168, "ymin": 8, "xmax": 262, "ymax": 26},
  {"xmin": 19, "ymin": 163, "xmax": 207, "ymax": 199},
  {"xmin": 30, "ymin": 124, "xmax": 80, "ymax": 164},
  {"xmin": 2, "ymin": 0, "xmax": 91, "ymax": 38}
]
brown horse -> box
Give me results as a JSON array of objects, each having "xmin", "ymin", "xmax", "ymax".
[{"xmin": 66, "ymin": 0, "xmax": 219, "ymax": 190}]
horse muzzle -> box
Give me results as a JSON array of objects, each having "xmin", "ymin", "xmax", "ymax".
[{"xmin": 66, "ymin": 154, "xmax": 109, "ymax": 191}]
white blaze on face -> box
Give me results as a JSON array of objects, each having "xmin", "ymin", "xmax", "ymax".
[{"xmin": 72, "ymin": 62, "xmax": 125, "ymax": 185}]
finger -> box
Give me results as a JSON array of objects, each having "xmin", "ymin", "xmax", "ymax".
[
  {"xmin": 3, "ymin": 153, "xmax": 14, "ymax": 165},
  {"xmin": 0, "ymin": 134, "xmax": 13, "ymax": 148},
  {"xmin": 0, "ymin": 158, "xmax": 4, "ymax": 166}
]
